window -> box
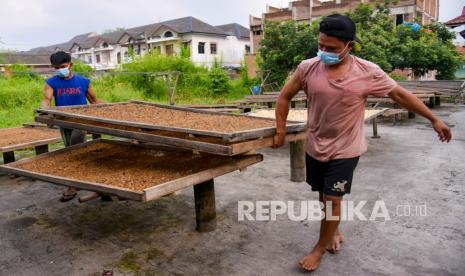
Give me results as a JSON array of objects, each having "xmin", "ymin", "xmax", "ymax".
[
  {"xmin": 396, "ymin": 14, "xmax": 404, "ymax": 25},
  {"xmin": 117, "ymin": 52, "xmax": 121, "ymax": 64},
  {"xmin": 245, "ymin": 45, "xmax": 251, "ymax": 54},
  {"xmin": 102, "ymin": 42, "xmax": 109, "ymax": 48},
  {"xmin": 253, "ymin": 30, "xmax": 263, "ymax": 36},
  {"xmin": 88, "ymin": 56, "xmax": 92, "ymax": 64},
  {"xmin": 165, "ymin": 44, "xmax": 174, "ymax": 56},
  {"xmin": 96, "ymin": 54, "xmax": 101, "ymax": 63},
  {"xmin": 124, "ymin": 51, "xmax": 129, "ymax": 58},
  {"xmin": 164, "ymin": 31, "xmax": 174, "ymax": 38},
  {"xmin": 210, "ymin": 43, "xmax": 217, "ymax": 54},
  {"xmin": 198, "ymin": 42, "xmax": 205, "ymax": 54}
]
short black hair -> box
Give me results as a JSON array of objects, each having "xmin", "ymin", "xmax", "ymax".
[
  {"xmin": 320, "ymin": 14, "xmax": 361, "ymax": 44},
  {"xmin": 50, "ymin": 51, "xmax": 71, "ymax": 67}
]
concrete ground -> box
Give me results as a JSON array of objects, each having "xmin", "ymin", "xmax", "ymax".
[{"xmin": 0, "ymin": 103, "xmax": 464, "ymax": 276}]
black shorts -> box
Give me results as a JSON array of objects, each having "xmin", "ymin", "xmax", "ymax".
[{"xmin": 306, "ymin": 154, "xmax": 360, "ymax": 197}]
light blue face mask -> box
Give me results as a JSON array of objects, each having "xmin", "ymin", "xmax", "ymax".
[
  {"xmin": 317, "ymin": 43, "xmax": 349, "ymax": 65},
  {"xmin": 55, "ymin": 66, "xmax": 70, "ymax": 78}
]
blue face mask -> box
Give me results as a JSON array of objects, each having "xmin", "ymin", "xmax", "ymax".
[
  {"xmin": 55, "ymin": 66, "xmax": 70, "ymax": 78},
  {"xmin": 317, "ymin": 44, "xmax": 349, "ymax": 65}
]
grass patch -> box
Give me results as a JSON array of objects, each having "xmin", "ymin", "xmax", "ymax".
[
  {"xmin": 115, "ymin": 252, "xmax": 142, "ymax": 274},
  {"xmin": 35, "ymin": 213, "xmax": 56, "ymax": 228}
]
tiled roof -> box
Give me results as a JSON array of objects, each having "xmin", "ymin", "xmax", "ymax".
[
  {"xmin": 446, "ymin": 7, "xmax": 465, "ymax": 27},
  {"xmin": 10, "ymin": 17, "xmax": 244, "ymax": 64},
  {"xmin": 215, "ymin": 23, "xmax": 250, "ymax": 39}
]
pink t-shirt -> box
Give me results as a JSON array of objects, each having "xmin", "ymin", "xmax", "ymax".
[{"xmin": 296, "ymin": 56, "xmax": 397, "ymax": 162}]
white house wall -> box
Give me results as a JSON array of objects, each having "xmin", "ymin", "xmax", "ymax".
[
  {"xmin": 71, "ymin": 34, "xmax": 249, "ymax": 70},
  {"xmin": 185, "ymin": 34, "xmax": 249, "ymax": 68}
]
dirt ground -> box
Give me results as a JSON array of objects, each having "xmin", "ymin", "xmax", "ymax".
[{"xmin": 1, "ymin": 103, "xmax": 464, "ymax": 276}]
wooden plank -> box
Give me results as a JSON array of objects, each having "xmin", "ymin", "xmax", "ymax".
[
  {"xmin": 364, "ymin": 108, "xmax": 389, "ymax": 123},
  {"xmin": 227, "ymin": 123, "xmax": 305, "ymax": 142},
  {"xmin": 183, "ymin": 104, "xmax": 240, "ymax": 109},
  {"xmin": 240, "ymin": 97, "xmax": 307, "ymax": 103},
  {"xmin": 143, "ymin": 154, "xmax": 263, "ymax": 201},
  {"xmin": 230, "ymin": 132, "xmax": 306, "ymax": 155},
  {"xmin": 245, "ymin": 95, "xmax": 307, "ymax": 100}
]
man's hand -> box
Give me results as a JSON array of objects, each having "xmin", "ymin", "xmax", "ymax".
[
  {"xmin": 389, "ymin": 86, "xmax": 452, "ymax": 143},
  {"xmin": 272, "ymin": 132, "xmax": 286, "ymax": 148},
  {"xmin": 432, "ymin": 119, "xmax": 452, "ymax": 143}
]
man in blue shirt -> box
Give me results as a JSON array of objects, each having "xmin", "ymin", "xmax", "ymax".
[{"xmin": 44, "ymin": 51, "xmax": 103, "ymax": 202}]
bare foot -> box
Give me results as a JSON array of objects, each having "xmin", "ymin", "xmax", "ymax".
[
  {"xmin": 326, "ymin": 233, "xmax": 344, "ymax": 254},
  {"xmin": 299, "ymin": 246, "xmax": 325, "ymax": 271}
]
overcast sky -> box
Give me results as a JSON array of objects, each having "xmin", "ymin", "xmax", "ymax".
[{"xmin": 0, "ymin": 0, "xmax": 464, "ymax": 51}]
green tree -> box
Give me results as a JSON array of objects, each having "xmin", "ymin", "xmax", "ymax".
[
  {"xmin": 72, "ymin": 60, "xmax": 95, "ymax": 77},
  {"xmin": 258, "ymin": 20, "xmax": 320, "ymax": 84},
  {"xmin": 258, "ymin": 0, "xmax": 462, "ymax": 82}
]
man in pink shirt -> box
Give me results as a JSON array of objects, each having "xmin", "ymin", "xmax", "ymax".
[{"xmin": 273, "ymin": 14, "xmax": 452, "ymax": 272}]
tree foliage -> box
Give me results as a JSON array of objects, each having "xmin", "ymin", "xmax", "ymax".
[
  {"xmin": 258, "ymin": 20, "xmax": 320, "ymax": 84},
  {"xmin": 258, "ymin": 0, "xmax": 462, "ymax": 82}
]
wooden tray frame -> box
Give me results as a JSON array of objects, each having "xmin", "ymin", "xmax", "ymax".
[
  {"xmin": 36, "ymin": 101, "xmax": 306, "ymax": 143},
  {"xmin": 0, "ymin": 126, "xmax": 62, "ymax": 153},
  {"xmin": 36, "ymin": 115, "xmax": 306, "ymax": 156},
  {"xmin": 0, "ymin": 139, "xmax": 263, "ymax": 202}
]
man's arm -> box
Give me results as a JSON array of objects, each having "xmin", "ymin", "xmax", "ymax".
[
  {"xmin": 43, "ymin": 83, "xmax": 53, "ymax": 108},
  {"xmin": 388, "ymin": 85, "xmax": 452, "ymax": 142},
  {"xmin": 86, "ymin": 84, "xmax": 104, "ymax": 104},
  {"xmin": 273, "ymin": 73, "xmax": 302, "ymax": 147}
]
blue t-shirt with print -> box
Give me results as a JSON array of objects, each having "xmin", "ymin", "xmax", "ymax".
[{"xmin": 46, "ymin": 74, "xmax": 90, "ymax": 106}]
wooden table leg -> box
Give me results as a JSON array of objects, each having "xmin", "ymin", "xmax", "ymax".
[
  {"xmin": 290, "ymin": 140, "xmax": 306, "ymax": 182},
  {"xmin": 193, "ymin": 179, "xmax": 216, "ymax": 232},
  {"xmin": 371, "ymin": 117, "xmax": 380, "ymax": 139},
  {"xmin": 2, "ymin": 151, "xmax": 15, "ymax": 164},
  {"xmin": 35, "ymin": 145, "xmax": 49, "ymax": 155}
]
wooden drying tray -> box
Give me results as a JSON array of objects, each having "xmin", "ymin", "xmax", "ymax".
[
  {"xmin": 35, "ymin": 115, "xmax": 306, "ymax": 156},
  {"xmin": 0, "ymin": 139, "xmax": 263, "ymax": 232},
  {"xmin": 0, "ymin": 125, "xmax": 61, "ymax": 153},
  {"xmin": 35, "ymin": 101, "xmax": 306, "ymax": 143},
  {"xmin": 0, "ymin": 125, "xmax": 62, "ymax": 164},
  {"xmin": 0, "ymin": 139, "xmax": 263, "ymax": 202}
]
